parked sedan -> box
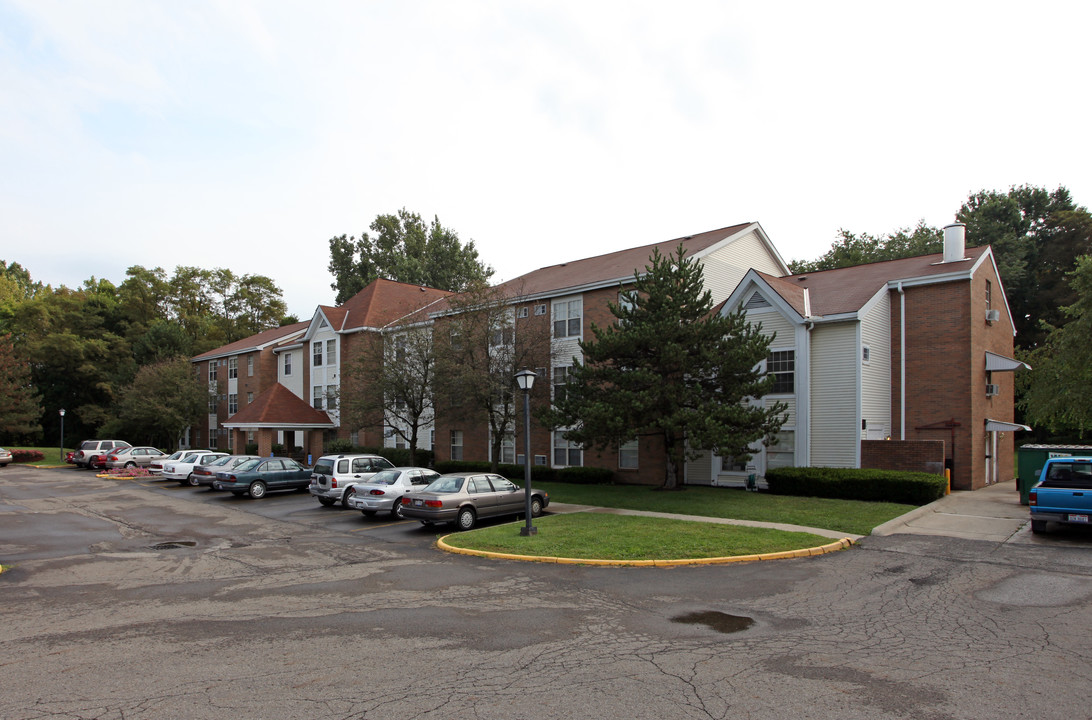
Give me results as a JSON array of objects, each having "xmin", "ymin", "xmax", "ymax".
[
  {"xmin": 400, "ymin": 472, "xmax": 549, "ymax": 530},
  {"xmin": 211, "ymin": 457, "xmax": 312, "ymax": 499},
  {"xmin": 192, "ymin": 455, "xmax": 261, "ymax": 487},
  {"xmin": 163, "ymin": 451, "xmax": 227, "ymax": 484},
  {"xmin": 0, "ymin": 447, "xmax": 12, "ymax": 467},
  {"xmin": 346, "ymin": 467, "xmax": 441, "ymax": 518},
  {"xmin": 150, "ymin": 450, "xmax": 189, "ymax": 475},
  {"xmin": 103, "ymin": 446, "xmax": 167, "ymax": 469}
]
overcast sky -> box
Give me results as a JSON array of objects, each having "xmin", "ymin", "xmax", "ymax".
[{"xmin": 3, "ymin": 1, "xmax": 1089, "ymax": 319}]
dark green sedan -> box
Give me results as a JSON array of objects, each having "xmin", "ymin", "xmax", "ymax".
[{"xmin": 211, "ymin": 457, "xmax": 312, "ymax": 499}]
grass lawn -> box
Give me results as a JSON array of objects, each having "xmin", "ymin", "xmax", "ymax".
[
  {"xmin": 534, "ymin": 481, "xmax": 915, "ymax": 537},
  {"xmin": 3, "ymin": 446, "xmax": 71, "ymax": 466},
  {"xmin": 441, "ymin": 513, "xmax": 837, "ymax": 561}
]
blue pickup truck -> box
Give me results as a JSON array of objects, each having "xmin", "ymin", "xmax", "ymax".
[{"xmin": 1029, "ymin": 457, "xmax": 1092, "ymax": 534}]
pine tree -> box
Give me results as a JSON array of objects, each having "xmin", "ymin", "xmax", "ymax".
[
  {"xmin": 0, "ymin": 334, "xmax": 43, "ymax": 441},
  {"xmin": 542, "ymin": 245, "xmax": 786, "ymax": 489}
]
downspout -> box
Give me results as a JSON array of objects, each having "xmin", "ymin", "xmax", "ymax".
[{"xmin": 897, "ymin": 282, "xmax": 906, "ymax": 440}]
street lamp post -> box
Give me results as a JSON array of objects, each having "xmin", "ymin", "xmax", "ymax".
[
  {"xmin": 59, "ymin": 409, "xmax": 65, "ymax": 463},
  {"xmin": 514, "ymin": 369, "xmax": 537, "ymax": 537}
]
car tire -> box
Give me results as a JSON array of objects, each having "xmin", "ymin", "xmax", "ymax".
[
  {"xmin": 185, "ymin": 474, "xmax": 199, "ymax": 487},
  {"xmin": 318, "ymin": 497, "xmax": 336, "ymax": 507},
  {"xmin": 124, "ymin": 461, "xmax": 136, "ymax": 469},
  {"xmin": 390, "ymin": 498, "xmax": 404, "ymax": 519},
  {"xmin": 249, "ymin": 481, "xmax": 267, "ymax": 499},
  {"xmin": 342, "ymin": 488, "xmax": 356, "ymax": 508},
  {"xmin": 456, "ymin": 507, "xmax": 476, "ymax": 531},
  {"xmin": 1031, "ymin": 519, "xmax": 1047, "ymax": 534},
  {"xmin": 530, "ymin": 496, "xmax": 543, "ymax": 518},
  {"xmin": 362, "ymin": 510, "xmax": 377, "ymax": 517}
]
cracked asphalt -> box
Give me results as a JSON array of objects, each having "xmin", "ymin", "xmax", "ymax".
[{"xmin": 2, "ymin": 465, "xmax": 1091, "ymax": 720}]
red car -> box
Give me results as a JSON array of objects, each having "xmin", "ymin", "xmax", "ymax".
[
  {"xmin": 87, "ymin": 454, "xmax": 108, "ymax": 470},
  {"xmin": 65, "ymin": 451, "xmax": 75, "ymax": 464}
]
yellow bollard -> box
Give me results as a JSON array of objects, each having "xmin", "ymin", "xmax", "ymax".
[{"xmin": 945, "ymin": 468, "xmax": 951, "ymax": 495}]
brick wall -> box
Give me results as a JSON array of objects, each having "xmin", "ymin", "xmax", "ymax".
[{"xmin": 861, "ymin": 439, "xmax": 945, "ymax": 475}]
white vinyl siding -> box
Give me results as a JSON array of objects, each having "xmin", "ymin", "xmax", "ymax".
[
  {"xmin": 860, "ymin": 294, "xmax": 892, "ymax": 440},
  {"xmin": 809, "ymin": 322, "xmax": 859, "ymax": 467},
  {"xmin": 699, "ymin": 229, "xmax": 785, "ymax": 302},
  {"xmin": 748, "ymin": 308, "xmax": 794, "ymax": 349}
]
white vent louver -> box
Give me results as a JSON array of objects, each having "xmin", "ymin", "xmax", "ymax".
[
  {"xmin": 985, "ymin": 384, "xmax": 1000, "ymax": 397},
  {"xmin": 985, "ymin": 309, "xmax": 1001, "ymax": 323},
  {"xmin": 744, "ymin": 293, "xmax": 771, "ymax": 310}
]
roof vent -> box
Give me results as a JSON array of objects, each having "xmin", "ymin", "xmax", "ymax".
[{"xmin": 943, "ymin": 223, "xmax": 966, "ymax": 263}]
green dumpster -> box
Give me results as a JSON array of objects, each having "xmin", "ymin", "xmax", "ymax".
[{"xmin": 1017, "ymin": 444, "xmax": 1092, "ymax": 505}]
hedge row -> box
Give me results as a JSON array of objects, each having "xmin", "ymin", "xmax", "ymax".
[
  {"xmin": 764, "ymin": 466, "xmax": 947, "ymax": 505},
  {"xmin": 11, "ymin": 449, "xmax": 44, "ymax": 463},
  {"xmin": 319, "ymin": 442, "xmax": 436, "ymax": 469},
  {"xmin": 433, "ymin": 460, "xmax": 614, "ymax": 484}
]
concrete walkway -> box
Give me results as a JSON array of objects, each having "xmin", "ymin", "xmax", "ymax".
[{"xmin": 871, "ymin": 480, "xmax": 1028, "ymax": 541}]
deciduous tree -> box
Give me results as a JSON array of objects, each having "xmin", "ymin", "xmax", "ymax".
[
  {"xmin": 102, "ymin": 358, "xmax": 207, "ymax": 449},
  {"xmin": 0, "ymin": 334, "xmax": 43, "ymax": 442}
]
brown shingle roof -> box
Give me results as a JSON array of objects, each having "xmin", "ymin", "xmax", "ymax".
[
  {"xmin": 222, "ymin": 384, "xmax": 334, "ymax": 427},
  {"xmin": 192, "ymin": 321, "xmax": 309, "ymax": 361},
  {"xmin": 769, "ymin": 246, "xmax": 991, "ymax": 317},
  {"xmin": 319, "ymin": 278, "xmax": 454, "ymax": 332}
]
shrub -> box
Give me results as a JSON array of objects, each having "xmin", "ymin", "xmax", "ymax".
[
  {"xmin": 11, "ymin": 449, "xmax": 44, "ymax": 463},
  {"xmin": 764, "ymin": 466, "xmax": 947, "ymax": 505},
  {"xmin": 325, "ymin": 439, "xmax": 355, "ymax": 454},
  {"xmin": 244, "ymin": 443, "xmax": 258, "ymax": 455},
  {"xmin": 271, "ymin": 444, "xmax": 284, "ymax": 454}
]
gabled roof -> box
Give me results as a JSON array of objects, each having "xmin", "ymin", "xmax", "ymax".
[
  {"xmin": 221, "ymin": 384, "xmax": 334, "ymax": 429},
  {"xmin": 493, "ymin": 222, "xmax": 776, "ymax": 299},
  {"xmin": 758, "ymin": 245, "xmax": 993, "ymax": 319},
  {"xmin": 312, "ymin": 278, "xmax": 454, "ymax": 335},
  {"xmin": 192, "ymin": 321, "xmax": 309, "ymax": 362}
]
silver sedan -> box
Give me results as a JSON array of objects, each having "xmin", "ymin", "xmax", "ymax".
[{"xmin": 346, "ymin": 467, "xmax": 441, "ymax": 518}]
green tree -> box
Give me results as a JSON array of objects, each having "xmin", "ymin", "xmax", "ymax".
[
  {"xmin": 340, "ymin": 326, "xmax": 436, "ymax": 466},
  {"xmin": 957, "ymin": 185, "xmax": 1092, "ymax": 348},
  {"xmin": 1019, "ymin": 255, "xmax": 1092, "ymax": 437},
  {"xmin": 542, "ymin": 245, "xmax": 787, "ymax": 489},
  {"xmin": 0, "ymin": 334, "xmax": 43, "ymax": 442},
  {"xmin": 328, "ymin": 209, "xmax": 494, "ymax": 303},
  {"xmin": 101, "ymin": 358, "xmax": 207, "ymax": 449},
  {"xmin": 789, "ymin": 221, "xmax": 942, "ymax": 274}
]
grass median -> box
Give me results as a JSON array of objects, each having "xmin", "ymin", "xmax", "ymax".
[
  {"xmin": 441, "ymin": 512, "xmax": 837, "ymax": 561},
  {"xmin": 534, "ymin": 481, "xmax": 914, "ymax": 537}
]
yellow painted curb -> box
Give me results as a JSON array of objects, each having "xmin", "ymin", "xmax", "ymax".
[{"xmin": 436, "ymin": 535, "xmax": 854, "ymax": 567}]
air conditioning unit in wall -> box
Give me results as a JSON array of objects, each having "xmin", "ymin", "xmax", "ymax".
[
  {"xmin": 985, "ymin": 309, "xmax": 1001, "ymax": 323},
  {"xmin": 985, "ymin": 384, "xmax": 1000, "ymax": 396}
]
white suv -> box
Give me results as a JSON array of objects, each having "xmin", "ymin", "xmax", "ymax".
[
  {"xmin": 74, "ymin": 440, "xmax": 131, "ymax": 469},
  {"xmin": 309, "ymin": 454, "xmax": 395, "ymax": 507}
]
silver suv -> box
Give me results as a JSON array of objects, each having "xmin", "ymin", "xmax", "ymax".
[
  {"xmin": 309, "ymin": 454, "xmax": 395, "ymax": 507},
  {"xmin": 74, "ymin": 440, "xmax": 132, "ymax": 469}
]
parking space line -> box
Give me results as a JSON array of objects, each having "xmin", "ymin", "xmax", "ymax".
[{"xmin": 350, "ymin": 520, "xmax": 410, "ymax": 531}]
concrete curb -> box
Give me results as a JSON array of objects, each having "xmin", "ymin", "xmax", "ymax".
[{"xmin": 436, "ymin": 535, "xmax": 855, "ymax": 567}]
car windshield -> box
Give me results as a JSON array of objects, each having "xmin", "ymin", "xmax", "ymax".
[
  {"xmin": 165, "ymin": 451, "xmax": 186, "ymax": 460},
  {"xmin": 368, "ymin": 469, "xmax": 400, "ymax": 485},
  {"xmin": 233, "ymin": 459, "xmax": 262, "ymax": 472},
  {"xmin": 424, "ymin": 476, "xmax": 465, "ymax": 493},
  {"xmin": 181, "ymin": 453, "xmax": 200, "ymax": 463}
]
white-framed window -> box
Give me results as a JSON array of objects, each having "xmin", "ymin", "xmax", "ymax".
[
  {"xmin": 617, "ymin": 290, "xmax": 636, "ymax": 323},
  {"xmin": 228, "ymin": 393, "xmax": 238, "ymax": 415},
  {"xmin": 534, "ymin": 304, "xmax": 547, "ymax": 316},
  {"xmin": 553, "ymin": 299, "xmax": 582, "ymax": 338},
  {"xmin": 450, "ymin": 430, "xmax": 464, "ymax": 461},
  {"xmin": 517, "ymin": 307, "xmax": 529, "ymax": 319},
  {"xmin": 326, "ymin": 385, "xmax": 337, "ymax": 410},
  {"xmin": 313, "ymin": 342, "xmax": 323, "ymax": 367},
  {"xmin": 350, "ymin": 431, "xmax": 359, "ymax": 446},
  {"xmin": 227, "ymin": 432, "xmax": 234, "ymax": 452},
  {"xmin": 766, "ymin": 431, "xmax": 795, "ymax": 470},
  {"xmin": 862, "ymin": 346, "xmax": 871, "ymax": 365},
  {"xmin": 313, "ymin": 386, "xmax": 324, "ymax": 410},
  {"xmin": 430, "ymin": 429, "xmax": 435, "ymax": 450},
  {"xmin": 246, "ymin": 392, "xmax": 253, "ymax": 405},
  {"xmin": 208, "ymin": 394, "xmax": 217, "ymax": 414},
  {"xmin": 247, "ymin": 356, "xmax": 254, "ymax": 377},
  {"xmin": 768, "ymin": 350, "xmax": 795, "ymax": 394},
  {"xmin": 209, "ymin": 362, "xmax": 217, "ymax": 381},
  {"xmin": 553, "ymin": 365, "xmax": 573, "ymax": 404},
  {"xmin": 283, "ymin": 352, "xmax": 292, "ymax": 376},
  {"xmin": 493, "ymin": 430, "xmax": 515, "ymax": 464},
  {"xmin": 247, "ymin": 431, "xmax": 255, "ymax": 443},
  {"xmin": 228, "ymin": 356, "xmax": 238, "ymax": 379},
  {"xmin": 619, "ymin": 440, "xmax": 638, "ymax": 469},
  {"xmin": 553, "ymin": 432, "xmax": 582, "ymax": 467},
  {"xmin": 326, "ymin": 339, "xmax": 336, "ymax": 366}
]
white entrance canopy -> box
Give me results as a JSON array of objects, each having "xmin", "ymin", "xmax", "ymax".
[
  {"xmin": 985, "ymin": 419, "xmax": 1031, "ymax": 432},
  {"xmin": 985, "ymin": 352, "xmax": 1030, "ymax": 372}
]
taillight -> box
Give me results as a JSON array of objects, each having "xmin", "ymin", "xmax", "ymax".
[
  {"xmin": 331, "ymin": 479, "xmax": 338, "ymax": 488},
  {"xmin": 369, "ymin": 489, "xmax": 386, "ymax": 496},
  {"xmin": 108, "ymin": 455, "xmax": 118, "ymax": 462},
  {"xmin": 1029, "ymin": 490, "xmax": 1037, "ymax": 506},
  {"xmin": 425, "ymin": 500, "xmax": 443, "ymax": 508},
  {"xmin": 227, "ymin": 474, "xmax": 236, "ymax": 481},
  {"xmin": 401, "ymin": 498, "xmax": 411, "ymax": 505}
]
